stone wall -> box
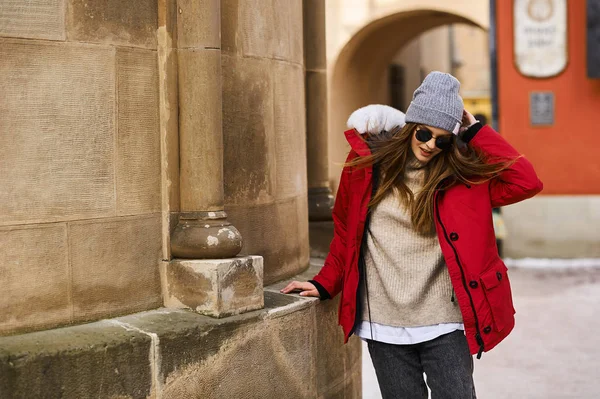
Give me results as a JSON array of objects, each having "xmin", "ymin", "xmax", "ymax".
[
  {"xmin": 0, "ymin": 264, "xmax": 362, "ymax": 399},
  {"xmin": 0, "ymin": 0, "xmax": 163, "ymax": 335}
]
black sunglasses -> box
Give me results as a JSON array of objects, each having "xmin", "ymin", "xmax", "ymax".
[{"xmin": 415, "ymin": 128, "xmax": 454, "ymax": 150}]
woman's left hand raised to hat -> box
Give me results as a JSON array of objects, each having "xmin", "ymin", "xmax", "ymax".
[{"xmin": 460, "ymin": 110, "xmax": 478, "ymax": 133}]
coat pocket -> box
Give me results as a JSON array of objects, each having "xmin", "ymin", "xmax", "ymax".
[{"xmin": 479, "ymin": 261, "xmax": 514, "ymax": 332}]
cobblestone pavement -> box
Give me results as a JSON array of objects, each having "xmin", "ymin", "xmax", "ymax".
[{"xmin": 362, "ymin": 267, "xmax": 600, "ymax": 399}]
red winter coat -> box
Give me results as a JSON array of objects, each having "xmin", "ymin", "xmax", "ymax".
[{"xmin": 310, "ymin": 124, "xmax": 543, "ymax": 357}]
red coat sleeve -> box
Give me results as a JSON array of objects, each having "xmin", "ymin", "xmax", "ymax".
[
  {"xmin": 310, "ymin": 152, "xmax": 355, "ymax": 299},
  {"xmin": 466, "ymin": 124, "xmax": 544, "ymax": 207}
]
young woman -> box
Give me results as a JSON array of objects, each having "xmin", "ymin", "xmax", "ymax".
[{"xmin": 281, "ymin": 72, "xmax": 543, "ymax": 398}]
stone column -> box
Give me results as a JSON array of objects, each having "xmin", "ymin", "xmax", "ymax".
[
  {"xmin": 160, "ymin": 0, "xmax": 263, "ymax": 317},
  {"xmin": 169, "ymin": 0, "xmax": 242, "ymax": 259},
  {"xmin": 304, "ymin": 0, "xmax": 335, "ymax": 221}
]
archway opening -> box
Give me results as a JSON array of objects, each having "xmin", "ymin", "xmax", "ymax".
[{"xmin": 329, "ymin": 9, "xmax": 487, "ymax": 190}]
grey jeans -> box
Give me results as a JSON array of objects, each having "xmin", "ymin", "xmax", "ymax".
[{"xmin": 366, "ymin": 330, "xmax": 476, "ymax": 399}]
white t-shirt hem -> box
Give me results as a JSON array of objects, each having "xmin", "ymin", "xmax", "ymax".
[{"xmin": 355, "ymin": 321, "xmax": 465, "ymax": 345}]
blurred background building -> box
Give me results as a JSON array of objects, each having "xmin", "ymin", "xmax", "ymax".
[{"xmin": 325, "ymin": 0, "xmax": 600, "ymax": 259}]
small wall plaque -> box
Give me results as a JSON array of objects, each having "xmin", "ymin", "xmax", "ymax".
[
  {"xmin": 530, "ymin": 92, "xmax": 555, "ymax": 126},
  {"xmin": 514, "ymin": 0, "xmax": 568, "ymax": 78}
]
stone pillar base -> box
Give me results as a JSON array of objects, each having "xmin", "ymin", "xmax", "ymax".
[
  {"xmin": 166, "ymin": 256, "xmax": 264, "ymax": 318},
  {"xmin": 308, "ymin": 187, "xmax": 334, "ymax": 221}
]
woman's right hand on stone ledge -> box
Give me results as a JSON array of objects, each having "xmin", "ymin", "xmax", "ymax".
[{"xmin": 280, "ymin": 281, "xmax": 319, "ymax": 297}]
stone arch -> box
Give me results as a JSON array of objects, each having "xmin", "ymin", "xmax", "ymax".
[{"xmin": 328, "ymin": 5, "xmax": 488, "ymax": 190}]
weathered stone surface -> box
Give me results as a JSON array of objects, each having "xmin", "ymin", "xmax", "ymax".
[
  {"xmin": 116, "ymin": 48, "xmax": 161, "ymax": 216},
  {"xmin": 157, "ymin": 17, "xmax": 180, "ymax": 259},
  {"xmin": 0, "ymin": 262, "xmax": 360, "ymax": 399},
  {"xmin": 297, "ymin": 194, "xmax": 311, "ymax": 267},
  {"xmin": 343, "ymin": 366, "xmax": 363, "ymax": 399},
  {"xmin": 272, "ymin": 0, "xmax": 303, "ymax": 63},
  {"xmin": 69, "ymin": 216, "xmax": 162, "ymax": 322},
  {"xmin": 117, "ymin": 307, "xmax": 265, "ymax": 382},
  {"xmin": 177, "ymin": 48, "xmax": 224, "ymax": 211},
  {"xmin": 176, "ymin": 0, "xmax": 220, "ymax": 49},
  {"xmin": 227, "ymin": 198, "xmax": 309, "ymax": 285},
  {"xmin": 315, "ymin": 296, "xmax": 347, "ymax": 396},
  {"xmin": 273, "ymin": 61, "xmax": 307, "ymax": 201},
  {"xmin": 0, "ymin": 40, "xmax": 115, "ymax": 225},
  {"xmin": 0, "ymin": 320, "xmax": 152, "ymax": 399},
  {"xmin": 309, "ymin": 220, "xmax": 334, "ymax": 258},
  {"xmin": 222, "ymin": 54, "xmax": 275, "ymax": 205},
  {"xmin": 221, "ymin": 0, "xmax": 303, "ymax": 63},
  {"xmin": 161, "ymin": 302, "xmax": 317, "ymax": 398},
  {"xmin": 0, "ymin": 0, "xmax": 65, "ymax": 40},
  {"xmin": 303, "ymin": 0, "xmax": 327, "ymax": 69},
  {"xmin": 0, "ymin": 224, "xmax": 70, "ymax": 336},
  {"xmin": 166, "ymin": 256, "xmax": 264, "ymax": 317},
  {"xmin": 66, "ymin": 0, "xmax": 158, "ymax": 48},
  {"xmin": 306, "ymin": 70, "xmax": 330, "ymax": 186}
]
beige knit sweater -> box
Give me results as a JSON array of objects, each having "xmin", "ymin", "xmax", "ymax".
[{"xmin": 360, "ymin": 165, "xmax": 463, "ymax": 327}]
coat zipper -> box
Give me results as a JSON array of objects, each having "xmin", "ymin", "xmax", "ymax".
[{"xmin": 435, "ymin": 190, "xmax": 485, "ymax": 359}]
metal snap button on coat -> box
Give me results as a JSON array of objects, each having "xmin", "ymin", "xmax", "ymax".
[
  {"xmin": 483, "ymin": 326, "xmax": 492, "ymax": 334},
  {"xmin": 496, "ymin": 271, "xmax": 503, "ymax": 281},
  {"xmin": 469, "ymin": 280, "xmax": 478, "ymax": 289},
  {"xmin": 450, "ymin": 232, "xmax": 459, "ymax": 241}
]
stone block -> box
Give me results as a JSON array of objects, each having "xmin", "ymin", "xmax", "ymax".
[
  {"xmin": 226, "ymin": 198, "xmax": 309, "ymax": 285},
  {"xmin": 69, "ymin": 216, "xmax": 162, "ymax": 322},
  {"xmin": 116, "ymin": 48, "xmax": 161, "ymax": 216},
  {"xmin": 177, "ymin": 48, "xmax": 224, "ymax": 210},
  {"xmin": 160, "ymin": 301, "xmax": 317, "ymax": 399},
  {"xmin": 273, "ymin": 61, "xmax": 307, "ymax": 201},
  {"xmin": 116, "ymin": 307, "xmax": 265, "ymax": 383},
  {"xmin": 233, "ymin": 0, "xmax": 275, "ymax": 58},
  {"xmin": 0, "ymin": 224, "xmax": 70, "ymax": 335},
  {"xmin": 315, "ymin": 296, "xmax": 347, "ymax": 396},
  {"xmin": 344, "ymin": 335, "xmax": 363, "ymax": 382},
  {"xmin": 166, "ymin": 256, "xmax": 264, "ymax": 317},
  {"xmin": 0, "ymin": 0, "xmax": 65, "ymax": 40},
  {"xmin": 0, "ymin": 40, "xmax": 115, "ymax": 225},
  {"xmin": 272, "ymin": 0, "xmax": 303, "ymax": 63},
  {"xmin": 221, "ymin": 0, "xmax": 303, "ymax": 63},
  {"xmin": 222, "ymin": 54, "xmax": 275, "ymax": 206},
  {"xmin": 66, "ymin": 0, "xmax": 158, "ymax": 48},
  {"xmin": 176, "ymin": 0, "xmax": 220, "ymax": 49},
  {"xmin": 343, "ymin": 366, "xmax": 363, "ymax": 399},
  {"xmin": 0, "ymin": 320, "xmax": 152, "ymax": 399}
]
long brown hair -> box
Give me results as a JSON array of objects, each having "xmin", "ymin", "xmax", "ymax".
[{"xmin": 347, "ymin": 123, "xmax": 518, "ymax": 235}]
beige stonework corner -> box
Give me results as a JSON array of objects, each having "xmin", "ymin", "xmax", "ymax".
[{"xmin": 166, "ymin": 256, "xmax": 264, "ymax": 318}]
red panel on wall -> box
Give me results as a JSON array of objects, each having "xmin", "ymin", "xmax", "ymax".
[{"xmin": 496, "ymin": 0, "xmax": 600, "ymax": 194}]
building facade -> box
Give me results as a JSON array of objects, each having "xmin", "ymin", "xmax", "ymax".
[
  {"xmin": 0, "ymin": 1, "xmax": 360, "ymax": 397},
  {"xmin": 494, "ymin": 0, "xmax": 600, "ymax": 257}
]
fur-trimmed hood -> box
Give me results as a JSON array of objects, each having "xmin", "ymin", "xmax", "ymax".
[{"xmin": 346, "ymin": 104, "xmax": 406, "ymax": 135}]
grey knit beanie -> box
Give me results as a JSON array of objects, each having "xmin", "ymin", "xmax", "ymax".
[{"xmin": 405, "ymin": 71, "xmax": 464, "ymax": 134}]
